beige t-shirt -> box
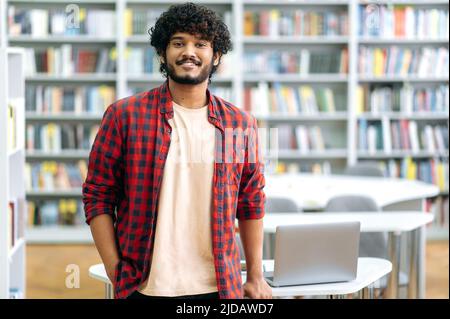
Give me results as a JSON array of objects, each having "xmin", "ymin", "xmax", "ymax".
[{"xmin": 138, "ymin": 102, "xmax": 218, "ymax": 296}]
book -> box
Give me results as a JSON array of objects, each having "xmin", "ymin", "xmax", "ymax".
[
  {"xmin": 27, "ymin": 199, "xmax": 85, "ymax": 226},
  {"xmin": 25, "ymin": 160, "xmax": 87, "ymax": 192},
  {"xmin": 245, "ymin": 83, "xmax": 343, "ymax": 115},
  {"xmin": 244, "ymin": 49, "xmax": 348, "ymax": 75},
  {"xmin": 7, "ymin": 103, "xmax": 17, "ymax": 151},
  {"xmin": 8, "ymin": 7, "xmax": 116, "ymax": 38},
  {"xmin": 359, "ymin": 46, "xmax": 448, "ymax": 77},
  {"xmin": 359, "ymin": 4, "xmax": 449, "ymax": 39},
  {"xmin": 26, "ymin": 123, "xmax": 99, "ymax": 152},
  {"xmin": 244, "ymin": 9, "xmax": 348, "ymax": 37},
  {"xmin": 26, "ymin": 85, "xmax": 115, "ymax": 114},
  {"xmin": 24, "ymin": 46, "xmax": 116, "ymax": 75}
]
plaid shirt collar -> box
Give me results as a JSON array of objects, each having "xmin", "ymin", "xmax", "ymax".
[{"xmin": 158, "ymin": 80, "xmax": 223, "ymax": 130}]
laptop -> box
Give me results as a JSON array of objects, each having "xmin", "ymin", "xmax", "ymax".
[{"xmin": 264, "ymin": 221, "xmax": 360, "ymax": 287}]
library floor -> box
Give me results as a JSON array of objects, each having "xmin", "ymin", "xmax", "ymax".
[{"xmin": 25, "ymin": 241, "xmax": 449, "ymax": 299}]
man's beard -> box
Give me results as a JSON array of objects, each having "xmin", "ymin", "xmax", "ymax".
[{"xmin": 165, "ymin": 57, "xmax": 214, "ymax": 85}]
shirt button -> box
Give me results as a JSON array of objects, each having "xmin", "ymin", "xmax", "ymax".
[{"xmin": 166, "ymin": 128, "xmax": 172, "ymax": 134}]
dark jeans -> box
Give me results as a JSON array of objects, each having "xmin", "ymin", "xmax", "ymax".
[{"xmin": 127, "ymin": 290, "xmax": 220, "ymax": 300}]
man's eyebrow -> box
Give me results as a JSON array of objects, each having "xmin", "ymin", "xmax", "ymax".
[
  {"xmin": 170, "ymin": 36, "xmax": 185, "ymax": 41},
  {"xmin": 170, "ymin": 35, "xmax": 209, "ymax": 41}
]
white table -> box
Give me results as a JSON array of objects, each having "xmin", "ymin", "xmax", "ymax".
[
  {"xmin": 263, "ymin": 211, "xmax": 434, "ymax": 299},
  {"xmin": 89, "ymin": 258, "xmax": 392, "ymax": 299},
  {"xmin": 264, "ymin": 173, "xmax": 439, "ymax": 299},
  {"xmin": 244, "ymin": 258, "xmax": 392, "ymax": 299},
  {"xmin": 265, "ymin": 173, "xmax": 439, "ymax": 211}
]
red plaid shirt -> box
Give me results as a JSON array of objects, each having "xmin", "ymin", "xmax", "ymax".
[{"xmin": 82, "ymin": 81, "xmax": 265, "ymax": 299}]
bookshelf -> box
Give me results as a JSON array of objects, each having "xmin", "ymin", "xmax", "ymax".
[
  {"xmin": 4, "ymin": 0, "xmax": 448, "ymax": 242},
  {"xmin": 355, "ymin": 0, "xmax": 449, "ymax": 240},
  {"xmin": 0, "ymin": 47, "xmax": 27, "ymax": 298}
]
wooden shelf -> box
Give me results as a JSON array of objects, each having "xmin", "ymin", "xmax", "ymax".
[
  {"xmin": 357, "ymin": 151, "xmax": 449, "ymax": 158},
  {"xmin": 26, "ymin": 226, "xmax": 92, "ymax": 244},
  {"xmin": 357, "ymin": 112, "xmax": 450, "ymax": 120},
  {"xmin": 359, "ymin": 37, "xmax": 449, "ymax": 44},
  {"xmin": 256, "ymin": 112, "xmax": 348, "ymax": 121},
  {"xmin": 26, "ymin": 73, "xmax": 117, "ymax": 82},
  {"xmin": 244, "ymin": 36, "xmax": 349, "ymax": 44},
  {"xmin": 26, "ymin": 150, "xmax": 90, "ymax": 160},
  {"xmin": 26, "ymin": 189, "xmax": 83, "ymax": 198},
  {"xmin": 26, "ymin": 113, "xmax": 103, "ymax": 122},
  {"xmin": 9, "ymin": 35, "xmax": 116, "ymax": 43},
  {"xmin": 244, "ymin": 74, "xmax": 348, "ymax": 83},
  {"xmin": 358, "ymin": 76, "xmax": 449, "ymax": 83},
  {"xmin": 268, "ymin": 149, "xmax": 348, "ymax": 159}
]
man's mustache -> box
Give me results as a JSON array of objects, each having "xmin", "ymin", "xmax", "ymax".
[{"xmin": 176, "ymin": 58, "xmax": 201, "ymax": 66}]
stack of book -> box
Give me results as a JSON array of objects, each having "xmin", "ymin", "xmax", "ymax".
[
  {"xmin": 358, "ymin": 119, "xmax": 448, "ymax": 154},
  {"xmin": 358, "ymin": 46, "xmax": 449, "ymax": 77},
  {"xmin": 358, "ymin": 5, "xmax": 449, "ymax": 38},
  {"xmin": 8, "ymin": 7, "xmax": 116, "ymax": 37},
  {"xmin": 245, "ymin": 82, "xmax": 345, "ymax": 115},
  {"xmin": 26, "ymin": 123, "xmax": 99, "ymax": 152},
  {"xmin": 244, "ymin": 9, "xmax": 348, "ymax": 36},
  {"xmin": 273, "ymin": 124, "xmax": 327, "ymax": 152},
  {"xmin": 24, "ymin": 46, "xmax": 116, "ymax": 75},
  {"xmin": 124, "ymin": 9, "xmax": 232, "ymax": 36},
  {"xmin": 244, "ymin": 48, "xmax": 348, "ymax": 74},
  {"xmin": 27, "ymin": 199, "xmax": 84, "ymax": 226},
  {"xmin": 273, "ymin": 161, "xmax": 332, "ymax": 175},
  {"xmin": 25, "ymin": 85, "xmax": 115, "ymax": 114},
  {"xmin": 376, "ymin": 157, "xmax": 449, "ymax": 191},
  {"xmin": 25, "ymin": 160, "xmax": 88, "ymax": 192},
  {"xmin": 356, "ymin": 84, "xmax": 449, "ymax": 114}
]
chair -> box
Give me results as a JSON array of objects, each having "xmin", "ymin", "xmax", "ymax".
[
  {"xmin": 236, "ymin": 197, "xmax": 301, "ymax": 261},
  {"xmin": 264, "ymin": 196, "xmax": 301, "ymax": 259},
  {"xmin": 235, "ymin": 233, "xmax": 245, "ymax": 261},
  {"xmin": 324, "ymin": 195, "xmax": 408, "ymax": 296},
  {"xmin": 343, "ymin": 162, "xmax": 384, "ymax": 177},
  {"xmin": 325, "ymin": 195, "xmax": 385, "ymax": 258},
  {"xmin": 266, "ymin": 196, "xmax": 300, "ymax": 213}
]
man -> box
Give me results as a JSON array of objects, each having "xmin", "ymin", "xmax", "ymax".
[{"xmin": 83, "ymin": 2, "xmax": 271, "ymax": 299}]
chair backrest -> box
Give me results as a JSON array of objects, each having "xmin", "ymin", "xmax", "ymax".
[
  {"xmin": 325, "ymin": 195, "xmax": 380, "ymax": 212},
  {"xmin": 266, "ymin": 196, "xmax": 300, "ymax": 213},
  {"xmin": 324, "ymin": 195, "xmax": 387, "ymax": 259},
  {"xmin": 344, "ymin": 162, "xmax": 384, "ymax": 177},
  {"xmin": 263, "ymin": 197, "xmax": 300, "ymax": 259},
  {"xmin": 235, "ymin": 233, "xmax": 245, "ymax": 261}
]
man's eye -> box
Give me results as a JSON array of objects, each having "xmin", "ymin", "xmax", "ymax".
[
  {"xmin": 173, "ymin": 42, "xmax": 183, "ymax": 47},
  {"xmin": 197, "ymin": 43, "xmax": 207, "ymax": 47}
]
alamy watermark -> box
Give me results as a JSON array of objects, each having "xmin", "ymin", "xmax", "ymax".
[
  {"xmin": 65, "ymin": 264, "xmax": 80, "ymax": 289},
  {"xmin": 65, "ymin": 4, "xmax": 80, "ymax": 30},
  {"xmin": 364, "ymin": 4, "xmax": 381, "ymax": 35}
]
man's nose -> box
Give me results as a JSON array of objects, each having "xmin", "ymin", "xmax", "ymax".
[{"xmin": 181, "ymin": 43, "xmax": 197, "ymax": 60}]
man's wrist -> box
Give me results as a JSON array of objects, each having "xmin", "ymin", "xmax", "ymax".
[
  {"xmin": 105, "ymin": 259, "xmax": 120, "ymax": 275},
  {"xmin": 246, "ymin": 269, "xmax": 264, "ymax": 281}
]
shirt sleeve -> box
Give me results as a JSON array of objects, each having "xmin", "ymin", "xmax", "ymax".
[
  {"xmin": 82, "ymin": 104, "xmax": 124, "ymax": 225},
  {"xmin": 236, "ymin": 116, "xmax": 266, "ymax": 220}
]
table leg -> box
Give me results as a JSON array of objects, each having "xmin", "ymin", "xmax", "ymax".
[
  {"xmin": 386, "ymin": 232, "xmax": 401, "ymax": 299},
  {"xmin": 408, "ymin": 228, "xmax": 419, "ymax": 299},
  {"xmin": 361, "ymin": 287, "xmax": 373, "ymax": 299},
  {"xmin": 383, "ymin": 197, "xmax": 427, "ymax": 299},
  {"xmin": 417, "ymin": 226, "xmax": 426, "ymax": 299},
  {"xmin": 105, "ymin": 283, "xmax": 113, "ymax": 299},
  {"xmin": 329, "ymin": 294, "xmax": 346, "ymax": 299}
]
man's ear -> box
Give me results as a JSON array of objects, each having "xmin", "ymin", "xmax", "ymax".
[{"xmin": 213, "ymin": 52, "xmax": 221, "ymax": 66}]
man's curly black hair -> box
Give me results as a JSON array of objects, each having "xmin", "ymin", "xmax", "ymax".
[{"xmin": 149, "ymin": 2, "xmax": 232, "ymax": 82}]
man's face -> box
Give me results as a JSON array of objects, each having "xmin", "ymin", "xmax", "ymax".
[{"xmin": 163, "ymin": 32, "xmax": 220, "ymax": 85}]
